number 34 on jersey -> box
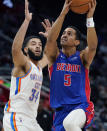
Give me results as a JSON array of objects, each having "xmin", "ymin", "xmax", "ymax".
[{"xmin": 29, "ymin": 83, "xmax": 40, "ymax": 103}]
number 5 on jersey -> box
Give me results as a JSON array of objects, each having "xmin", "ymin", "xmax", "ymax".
[{"xmin": 64, "ymin": 74, "xmax": 71, "ymax": 86}]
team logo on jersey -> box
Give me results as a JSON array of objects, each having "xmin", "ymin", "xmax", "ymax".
[{"xmin": 56, "ymin": 63, "xmax": 81, "ymax": 73}]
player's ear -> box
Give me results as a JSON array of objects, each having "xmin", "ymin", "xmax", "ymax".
[
  {"xmin": 24, "ymin": 47, "xmax": 28, "ymax": 55},
  {"xmin": 75, "ymin": 40, "xmax": 80, "ymax": 46}
]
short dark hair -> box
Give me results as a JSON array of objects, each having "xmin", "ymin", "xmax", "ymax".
[
  {"xmin": 67, "ymin": 26, "xmax": 87, "ymax": 51},
  {"xmin": 23, "ymin": 35, "xmax": 42, "ymax": 49},
  {"xmin": 22, "ymin": 35, "xmax": 42, "ymax": 55},
  {"xmin": 67, "ymin": 26, "xmax": 81, "ymax": 40}
]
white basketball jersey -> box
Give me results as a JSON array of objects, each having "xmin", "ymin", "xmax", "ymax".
[{"xmin": 4, "ymin": 61, "xmax": 43, "ymax": 119}]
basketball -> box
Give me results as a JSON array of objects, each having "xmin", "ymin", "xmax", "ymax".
[{"xmin": 69, "ymin": 0, "xmax": 91, "ymax": 14}]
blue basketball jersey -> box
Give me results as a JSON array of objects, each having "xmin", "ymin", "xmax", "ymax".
[{"xmin": 49, "ymin": 51, "xmax": 91, "ymax": 108}]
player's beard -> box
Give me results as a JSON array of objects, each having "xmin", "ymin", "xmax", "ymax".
[{"xmin": 28, "ymin": 48, "xmax": 43, "ymax": 61}]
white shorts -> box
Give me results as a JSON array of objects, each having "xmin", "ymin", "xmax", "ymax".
[{"xmin": 3, "ymin": 112, "xmax": 43, "ymax": 131}]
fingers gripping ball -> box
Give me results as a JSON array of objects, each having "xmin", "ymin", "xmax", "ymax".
[{"xmin": 69, "ymin": 0, "xmax": 91, "ymax": 14}]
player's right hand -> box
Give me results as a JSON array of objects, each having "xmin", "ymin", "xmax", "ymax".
[
  {"xmin": 61, "ymin": 0, "xmax": 72, "ymax": 15},
  {"xmin": 25, "ymin": 0, "xmax": 32, "ymax": 22}
]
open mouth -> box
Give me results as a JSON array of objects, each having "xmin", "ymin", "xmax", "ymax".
[{"xmin": 35, "ymin": 50, "xmax": 41, "ymax": 55}]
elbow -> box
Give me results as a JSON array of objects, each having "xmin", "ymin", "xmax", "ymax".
[
  {"xmin": 89, "ymin": 43, "xmax": 97, "ymax": 51},
  {"xmin": 12, "ymin": 47, "xmax": 17, "ymax": 56},
  {"xmin": 88, "ymin": 39, "xmax": 98, "ymax": 51}
]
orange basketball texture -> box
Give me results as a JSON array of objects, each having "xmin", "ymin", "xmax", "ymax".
[{"xmin": 69, "ymin": 0, "xmax": 91, "ymax": 14}]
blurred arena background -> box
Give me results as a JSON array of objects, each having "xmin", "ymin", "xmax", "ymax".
[{"xmin": 0, "ymin": 0, "xmax": 107, "ymax": 131}]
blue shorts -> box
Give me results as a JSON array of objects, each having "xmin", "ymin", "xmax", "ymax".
[{"xmin": 52, "ymin": 102, "xmax": 94, "ymax": 131}]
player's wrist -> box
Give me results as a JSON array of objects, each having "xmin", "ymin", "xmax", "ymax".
[
  {"xmin": 24, "ymin": 18, "xmax": 31, "ymax": 24},
  {"xmin": 60, "ymin": 9, "xmax": 67, "ymax": 16},
  {"xmin": 86, "ymin": 17, "xmax": 95, "ymax": 28}
]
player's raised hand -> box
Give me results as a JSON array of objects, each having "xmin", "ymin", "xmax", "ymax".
[
  {"xmin": 61, "ymin": 0, "xmax": 72, "ymax": 15},
  {"xmin": 87, "ymin": 0, "xmax": 97, "ymax": 18},
  {"xmin": 39, "ymin": 19, "xmax": 53, "ymax": 38},
  {"xmin": 25, "ymin": 0, "xmax": 32, "ymax": 22}
]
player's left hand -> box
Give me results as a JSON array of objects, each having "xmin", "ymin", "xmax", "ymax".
[
  {"xmin": 39, "ymin": 19, "xmax": 53, "ymax": 38},
  {"xmin": 87, "ymin": 0, "xmax": 97, "ymax": 18}
]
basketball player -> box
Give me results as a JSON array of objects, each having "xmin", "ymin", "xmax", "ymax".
[
  {"xmin": 3, "ymin": 0, "xmax": 48, "ymax": 131},
  {"xmin": 41, "ymin": 0, "xmax": 98, "ymax": 131}
]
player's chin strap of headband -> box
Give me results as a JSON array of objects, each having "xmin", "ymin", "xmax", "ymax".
[{"xmin": 86, "ymin": 17, "xmax": 95, "ymax": 28}]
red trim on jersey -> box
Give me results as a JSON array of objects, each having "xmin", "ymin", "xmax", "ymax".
[
  {"xmin": 13, "ymin": 113, "xmax": 18, "ymax": 131},
  {"xmin": 85, "ymin": 102, "xmax": 94, "ymax": 127},
  {"xmin": 48, "ymin": 65, "xmax": 53, "ymax": 80},
  {"xmin": 85, "ymin": 69, "xmax": 91, "ymax": 102},
  {"xmin": 18, "ymin": 78, "xmax": 21, "ymax": 93},
  {"xmin": 85, "ymin": 69, "xmax": 95, "ymax": 127},
  {"xmin": 48, "ymin": 65, "xmax": 53, "ymax": 108},
  {"xmin": 53, "ymin": 113, "xmax": 55, "ymax": 131},
  {"xmin": 7, "ymin": 100, "xmax": 11, "ymax": 112}
]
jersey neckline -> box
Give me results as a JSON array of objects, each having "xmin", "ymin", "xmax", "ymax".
[{"xmin": 60, "ymin": 50, "xmax": 80, "ymax": 59}]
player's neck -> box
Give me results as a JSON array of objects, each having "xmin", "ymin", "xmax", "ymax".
[
  {"xmin": 30, "ymin": 59, "xmax": 39, "ymax": 66},
  {"xmin": 62, "ymin": 47, "xmax": 76, "ymax": 57}
]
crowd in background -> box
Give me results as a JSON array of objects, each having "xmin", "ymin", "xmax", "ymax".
[{"xmin": 0, "ymin": 0, "xmax": 107, "ymax": 131}]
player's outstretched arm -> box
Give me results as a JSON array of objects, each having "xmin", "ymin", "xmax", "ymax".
[
  {"xmin": 47, "ymin": 0, "xmax": 72, "ymax": 42},
  {"xmin": 12, "ymin": 0, "xmax": 32, "ymax": 67},
  {"xmin": 42, "ymin": 0, "xmax": 72, "ymax": 66},
  {"xmin": 81, "ymin": 0, "xmax": 98, "ymax": 69}
]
